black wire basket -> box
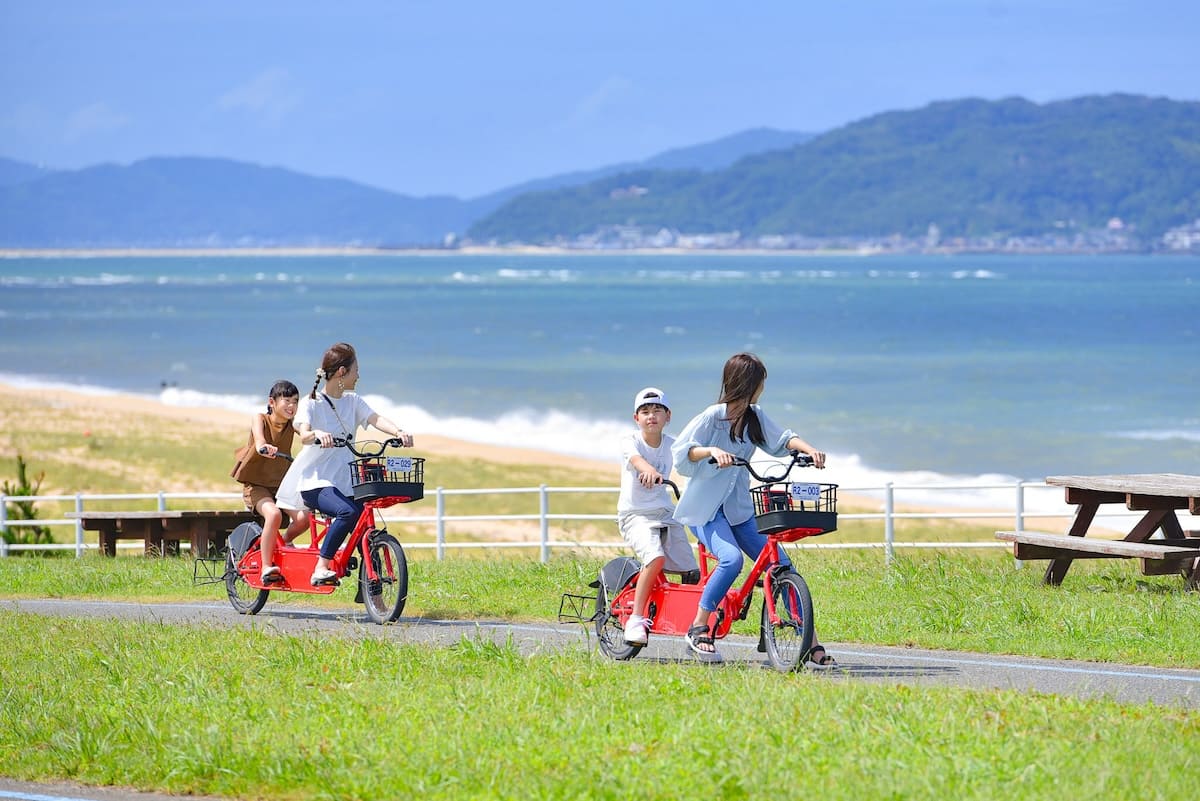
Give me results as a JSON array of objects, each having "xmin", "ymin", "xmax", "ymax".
[
  {"xmin": 349, "ymin": 455, "xmax": 425, "ymax": 502},
  {"xmin": 750, "ymin": 481, "xmax": 838, "ymax": 536}
]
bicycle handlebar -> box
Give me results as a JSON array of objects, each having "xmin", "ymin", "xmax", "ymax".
[
  {"xmin": 707, "ymin": 450, "xmax": 815, "ymax": 482},
  {"xmin": 327, "ymin": 437, "xmax": 410, "ymax": 458},
  {"xmin": 257, "ymin": 446, "xmax": 293, "ymax": 462}
]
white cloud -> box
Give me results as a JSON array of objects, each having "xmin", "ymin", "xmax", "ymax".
[
  {"xmin": 558, "ymin": 75, "xmax": 633, "ymax": 130},
  {"xmin": 63, "ymin": 102, "xmax": 130, "ymax": 142},
  {"xmin": 217, "ymin": 68, "xmax": 302, "ymax": 124}
]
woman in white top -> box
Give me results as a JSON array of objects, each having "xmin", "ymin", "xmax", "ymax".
[
  {"xmin": 276, "ymin": 342, "xmax": 412, "ymax": 586},
  {"xmin": 672, "ymin": 352, "xmax": 835, "ymax": 667}
]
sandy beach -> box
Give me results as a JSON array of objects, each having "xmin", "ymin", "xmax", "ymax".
[
  {"xmin": 0, "ymin": 380, "xmax": 613, "ymax": 491},
  {"xmin": 3, "ymin": 378, "xmax": 951, "ymax": 518},
  {"xmin": 1, "ymin": 378, "xmax": 1081, "ymax": 547}
]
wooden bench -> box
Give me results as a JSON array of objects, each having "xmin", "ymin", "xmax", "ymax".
[
  {"xmin": 69, "ymin": 510, "xmax": 256, "ymax": 557},
  {"xmin": 996, "ymin": 530, "xmax": 1200, "ymax": 581}
]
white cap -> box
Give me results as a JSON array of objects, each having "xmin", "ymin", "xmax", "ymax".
[{"xmin": 633, "ymin": 387, "xmax": 669, "ymax": 413}]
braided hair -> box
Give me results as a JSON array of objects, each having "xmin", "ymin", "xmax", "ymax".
[{"xmin": 310, "ymin": 342, "xmax": 357, "ymax": 399}]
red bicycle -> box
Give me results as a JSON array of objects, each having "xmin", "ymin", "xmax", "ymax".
[
  {"xmin": 561, "ymin": 451, "xmax": 837, "ymax": 671},
  {"xmin": 201, "ymin": 438, "xmax": 423, "ymax": 624}
]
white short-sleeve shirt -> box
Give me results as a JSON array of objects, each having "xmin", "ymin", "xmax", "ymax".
[
  {"xmin": 617, "ymin": 430, "xmax": 677, "ymax": 515},
  {"xmin": 275, "ymin": 392, "xmax": 375, "ymax": 510}
]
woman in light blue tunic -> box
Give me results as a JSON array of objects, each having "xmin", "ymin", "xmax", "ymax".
[{"xmin": 672, "ymin": 352, "xmax": 836, "ymax": 667}]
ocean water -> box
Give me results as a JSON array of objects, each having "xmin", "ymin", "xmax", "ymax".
[{"xmin": 1, "ymin": 252, "xmax": 1197, "ymax": 505}]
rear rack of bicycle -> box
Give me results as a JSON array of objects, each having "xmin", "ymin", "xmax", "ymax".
[
  {"xmin": 557, "ymin": 590, "xmax": 603, "ymax": 625},
  {"xmin": 750, "ymin": 481, "xmax": 838, "ymax": 536},
  {"xmin": 349, "ymin": 455, "xmax": 425, "ymax": 502}
]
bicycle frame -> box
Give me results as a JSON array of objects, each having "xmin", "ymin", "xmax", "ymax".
[
  {"xmin": 611, "ymin": 523, "xmax": 824, "ymax": 639},
  {"xmin": 238, "ymin": 494, "xmax": 408, "ymax": 594}
]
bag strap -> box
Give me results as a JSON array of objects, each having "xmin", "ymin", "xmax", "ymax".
[{"xmin": 321, "ymin": 393, "xmax": 353, "ymax": 440}]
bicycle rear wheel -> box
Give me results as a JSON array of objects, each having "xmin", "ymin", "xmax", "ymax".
[
  {"xmin": 595, "ymin": 581, "xmax": 643, "ymax": 661},
  {"xmin": 761, "ymin": 570, "xmax": 814, "ymax": 672},
  {"xmin": 361, "ymin": 531, "xmax": 408, "ymax": 624},
  {"xmin": 225, "ymin": 546, "xmax": 269, "ymax": 615}
]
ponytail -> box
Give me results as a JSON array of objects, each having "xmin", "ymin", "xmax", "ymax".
[{"xmin": 719, "ymin": 352, "xmax": 768, "ymax": 446}]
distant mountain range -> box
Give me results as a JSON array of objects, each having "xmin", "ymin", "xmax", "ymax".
[
  {"xmin": 0, "ymin": 128, "xmax": 813, "ymax": 248},
  {"xmin": 3, "ymin": 94, "xmax": 1198, "ymax": 249},
  {"xmin": 468, "ymin": 94, "xmax": 1200, "ymax": 245}
]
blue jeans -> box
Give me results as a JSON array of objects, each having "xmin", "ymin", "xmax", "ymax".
[
  {"xmin": 301, "ymin": 486, "xmax": 363, "ymax": 560},
  {"xmin": 694, "ymin": 507, "xmax": 790, "ymax": 613}
]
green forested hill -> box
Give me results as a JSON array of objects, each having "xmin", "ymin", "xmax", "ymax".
[{"xmin": 466, "ymin": 95, "xmax": 1200, "ymax": 242}]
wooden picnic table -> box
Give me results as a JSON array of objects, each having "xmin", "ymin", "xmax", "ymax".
[
  {"xmin": 68, "ymin": 510, "xmax": 256, "ymax": 557},
  {"xmin": 995, "ymin": 473, "xmax": 1200, "ymax": 589}
]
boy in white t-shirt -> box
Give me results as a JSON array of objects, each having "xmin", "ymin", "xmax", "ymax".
[{"xmin": 617, "ymin": 387, "xmax": 700, "ymax": 644}]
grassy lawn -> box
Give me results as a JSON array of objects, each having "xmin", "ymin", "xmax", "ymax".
[
  {"xmin": 2, "ymin": 607, "xmax": 1197, "ymax": 801},
  {"xmin": 3, "ymin": 551, "xmax": 1199, "ymax": 799}
]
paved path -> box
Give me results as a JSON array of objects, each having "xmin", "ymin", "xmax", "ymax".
[{"xmin": 10, "ymin": 597, "xmax": 1200, "ymax": 708}]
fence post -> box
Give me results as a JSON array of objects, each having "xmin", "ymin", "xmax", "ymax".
[
  {"xmin": 436, "ymin": 487, "xmax": 445, "ymax": 561},
  {"xmin": 884, "ymin": 482, "xmax": 895, "ymax": 565},
  {"xmin": 0, "ymin": 493, "xmax": 7, "ymax": 558},
  {"xmin": 1012, "ymin": 480, "xmax": 1025, "ymax": 569},
  {"xmin": 75, "ymin": 493, "xmax": 85, "ymax": 558},
  {"xmin": 1015, "ymin": 480, "xmax": 1026, "ymax": 532},
  {"xmin": 539, "ymin": 484, "xmax": 550, "ymax": 563}
]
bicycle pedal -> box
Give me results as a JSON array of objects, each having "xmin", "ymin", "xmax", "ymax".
[{"xmin": 262, "ymin": 573, "xmax": 285, "ymax": 585}]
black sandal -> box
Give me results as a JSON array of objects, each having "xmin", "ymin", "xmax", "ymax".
[
  {"xmin": 686, "ymin": 624, "xmax": 721, "ymax": 661},
  {"xmin": 805, "ymin": 645, "xmax": 839, "ymax": 670}
]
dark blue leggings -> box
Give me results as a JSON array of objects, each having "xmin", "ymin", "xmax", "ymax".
[{"xmin": 301, "ymin": 486, "xmax": 363, "ymax": 560}]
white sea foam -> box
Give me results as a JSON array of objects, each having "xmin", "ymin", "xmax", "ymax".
[
  {"xmin": 496, "ymin": 268, "xmax": 576, "ymax": 281},
  {"xmin": 240, "ymin": 386, "xmax": 1079, "ymax": 512},
  {"xmin": 73, "ymin": 273, "xmax": 137, "ymax": 286}
]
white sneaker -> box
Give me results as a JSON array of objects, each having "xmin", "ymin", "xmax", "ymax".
[
  {"xmin": 623, "ymin": 615, "xmax": 650, "ymax": 644},
  {"xmin": 310, "ymin": 567, "xmax": 337, "ymax": 586}
]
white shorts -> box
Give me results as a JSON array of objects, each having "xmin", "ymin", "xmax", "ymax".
[{"xmin": 617, "ymin": 508, "xmax": 699, "ymax": 573}]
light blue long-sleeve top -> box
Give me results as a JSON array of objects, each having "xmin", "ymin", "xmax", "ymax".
[{"xmin": 671, "ymin": 403, "xmax": 798, "ymax": 527}]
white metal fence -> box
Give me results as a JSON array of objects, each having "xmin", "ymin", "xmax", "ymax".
[{"xmin": 0, "ymin": 480, "xmax": 1158, "ymax": 563}]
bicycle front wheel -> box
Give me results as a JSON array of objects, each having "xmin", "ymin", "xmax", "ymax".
[
  {"xmin": 361, "ymin": 531, "xmax": 408, "ymax": 624},
  {"xmin": 225, "ymin": 547, "xmax": 269, "ymax": 615},
  {"xmin": 761, "ymin": 570, "xmax": 814, "ymax": 672}
]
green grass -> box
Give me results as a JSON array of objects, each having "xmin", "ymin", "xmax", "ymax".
[
  {"xmin": 3, "ymin": 553, "xmax": 1199, "ymax": 799},
  {"xmin": 2, "ymin": 613, "xmax": 1197, "ymax": 801}
]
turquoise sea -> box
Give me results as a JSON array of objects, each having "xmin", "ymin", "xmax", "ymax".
[{"xmin": 1, "ymin": 252, "xmax": 1197, "ymax": 501}]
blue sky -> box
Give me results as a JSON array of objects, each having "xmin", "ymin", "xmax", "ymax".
[{"xmin": 2, "ymin": 1, "xmax": 1197, "ymax": 198}]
